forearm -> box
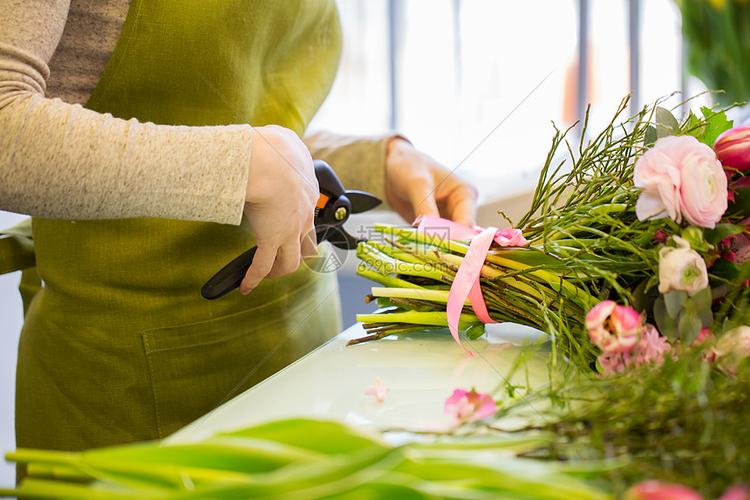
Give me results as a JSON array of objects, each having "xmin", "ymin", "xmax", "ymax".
[{"xmin": 0, "ymin": 0, "xmax": 252, "ymax": 225}]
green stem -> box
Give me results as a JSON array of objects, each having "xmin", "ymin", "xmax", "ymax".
[
  {"xmin": 356, "ymin": 311, "xmax": 479, "ymax": 329},
  {"xmin": 356, "ymin": 265, "xmax": 422, "ymax": 289}
]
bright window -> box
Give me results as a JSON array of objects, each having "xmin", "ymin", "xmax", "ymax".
[{"xmin": 310, "ymin": 0, "xmax": 703, "ymax": 198}]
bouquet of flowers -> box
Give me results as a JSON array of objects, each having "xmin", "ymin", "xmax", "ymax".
[{"xmin": 352, "ymin": 96, "xmax": 750, "ymax": 375}]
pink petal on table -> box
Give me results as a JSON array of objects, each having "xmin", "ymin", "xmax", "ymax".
[{"xmin": 364, "ymin": 377, "xmax": 388, "ymax": 403}]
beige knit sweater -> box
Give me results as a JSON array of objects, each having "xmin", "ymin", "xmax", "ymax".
[{"xmin": 0, "ymin": 0, "xmax": 390, "ymax": 225}]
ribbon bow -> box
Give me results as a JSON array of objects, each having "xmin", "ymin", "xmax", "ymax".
[{"xmin": 414, "ymin": 215, "xmax": 529, "ymax": 351}]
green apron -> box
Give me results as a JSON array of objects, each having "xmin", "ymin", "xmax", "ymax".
[{"xmin": 14, "ymin": 0, "xmax": 343, "ymax": 452}]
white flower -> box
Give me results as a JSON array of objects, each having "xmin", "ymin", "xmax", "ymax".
[
  {"xmin": 658, "ymin": 236, "xmax": 709, "ymax": 297},
  {"xmin": 713, "ymin": 326, "xmax": 750, "ymax": 376}
]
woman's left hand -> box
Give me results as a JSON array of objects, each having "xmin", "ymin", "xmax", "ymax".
[{"xmin": 384, "ymin": 138, "xmax": 478, "ymax": 226}]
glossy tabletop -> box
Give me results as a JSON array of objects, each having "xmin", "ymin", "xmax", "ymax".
[{"xmin": 169, "ymin": 323, "xmax": 550, "ymax": 443}]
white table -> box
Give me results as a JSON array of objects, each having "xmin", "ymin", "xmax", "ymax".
[{"xmin": 169, "ymin": 323, "xmax": 550, "ymax": 444}]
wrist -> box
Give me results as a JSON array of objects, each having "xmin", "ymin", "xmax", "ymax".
[
  {"xmin": 386, "ymin": 136, "xmax": 411, "ymax": 155},
  {"xmin": 385, "ymin": 136, "xmax": 413, "ymax": 169}
]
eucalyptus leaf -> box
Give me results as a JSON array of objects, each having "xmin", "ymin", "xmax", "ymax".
[
  {"xmin": 656, "ymin": 106, "xmax": 679, "ymax": 130},
  {"xmin": 654, "ymin": 296, "xmax": 677, "ymax": 341},
  {"xmin": 656, "ymin": 124, "xmax": 675, "ymax": 139},
  {"xmin": 664, "ymin": 291, "xmax": 688, "ymax": 319},
  {"xmin": 678, "ymin": 309, "xmax": 702, "ymax": 345},
  {"xmin": 644, "ymin": 125, "xmax": 657, "ymax": 147},
  {"xmin": 691, "ymin": 287, "xmax": 714, "ymax": 327}
]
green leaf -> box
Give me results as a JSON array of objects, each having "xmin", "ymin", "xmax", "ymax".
[
  {"xmin": 704, "ymin": 223, "xmax": 744, "ymax": 245},
  {"xmin": 678, "ymin": 309, "xmax": 702, "ymax": 345},
  {"xmin": 656, "ymin": 106, "xmax": 679, "ymax": 130},
  {"xmin": 681, "ymin": 110, "xmax": 704, "ymax": 139},
  {"xmin": 644, "ymin": 125, "xmax": 657, "ymax": 147},
  {"xmin": 710, "ymin": 258, "xmax": 739, "ymax": 282},
  {"xmin": 691, "ymin": 287, "xmax": 714, "ymax": 327},
  {"xmin": 664, "ymin": 290, "xmax": 688, "ymax": 318},
  {"xmin": 220, "ymin": 419, "xmax": 383, "ymax": 455},
  {"xmin": 631, "ymin": 279, "xmax": 651, "ymax": 312},
  {"xmin": 699, "ymin": 106, "xmax": 733, "ymax": 146},
  {"xmin": 654, "ymin": 296, "xmax": 677, "ymax": 341},
  {"xmin": 731, "ymin": 187, "xmax": 750, "ymax": 215}
]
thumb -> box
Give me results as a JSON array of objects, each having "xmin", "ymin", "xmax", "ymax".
[{"xmin": 407, "ymin": 176, "xmax": 440, "ymax": 223}]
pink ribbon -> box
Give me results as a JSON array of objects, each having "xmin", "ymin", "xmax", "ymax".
[{"xmin": 414, "ymin": 215, "xmax": 529, "ymax": 350}]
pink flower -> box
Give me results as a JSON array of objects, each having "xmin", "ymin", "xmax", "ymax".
[
  {"xmin": 598, "ymin": 324, "xmax": 671, "ymax": 374},
  {"xmin": 364, "ymin": 378, "xmax": 388, "ymax": 403},
  {"xmin": 720, "ymin": 485, "xmax": 750, "ymax": 500},
  {"xmin": 713, "ymin": 326, "xmax": 750, "ymax": 376},
  {"xmin": 654, "ymin": 228, "xmax": 670, "ymax": 243},
  {"xmin": 625, "ymin": 480, "xmax": 702, "ymax": 500},
  {"xmin": 658, "ymin": 236, "xmax": 709, "ymax": 297},
  {"xmin": 715, "ymin": 125, "xmax": 750, "ymax": 172},
  {"xmin": 631, "ymin": 324, "xmax": 670, "ymax": 363},
  {"xmin": 693, "ymin": 327, "xmax": 714, "ymax": 346},
  {"xmin": 635, "ymin": 135, "xmax": 727, "ymax": 228},
  {"xmin": 730, "ymin": 217, "xmax": 750, "ymax": 265},
  {"xmin": 586, "ymin": 301, "xmax": 642, "ymax": 353},
  {"xmin": 444, "ymin": 388, "xmax": 497, "ymax": 424},
  {"xmin": 494, "ymin": 228, "xmax": 529, "ymax": 247}
]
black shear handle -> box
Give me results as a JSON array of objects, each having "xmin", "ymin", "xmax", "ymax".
[{"xmin": 201, "ymin": 247, "xmax": 258, "ymax": 300}]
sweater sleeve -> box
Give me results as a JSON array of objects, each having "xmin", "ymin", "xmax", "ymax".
[
  {"xmin": 0, "ymin": 0, "xmax": 252, "ymax": 225},
  {"xmin": 303, "ymin": 130, "xmax": 404, "ymax": 204}
]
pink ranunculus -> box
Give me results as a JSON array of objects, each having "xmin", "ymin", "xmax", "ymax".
[
  {"xmin": 713, "ymin": 326, "xmax": 750, "ymax": 376},
  {"xmin": 586, "ymin": 301, "xmax": 642, "ymax": 353},
  {"xmin": 680, "ymin": 143, "xmax": 729, "ymax": 229},
  {"xmin": 715, "ymin": 125, "xmax": 750, "ymax": 172},
  {"xmin": 635, "ymin": 135, "xmax": 727, "ymax": 228},
  {"xmin": 494, "ymin": 228, "xmax": 529, "ymax": 247},
  {"xmin": 625, "ymin": 480, "xmax": 702, "ymax": 500},
  {"xmin": 444, "ymin": 388, "xmax": 497, "ymax": 424},
  {"xmin": 719, "ymin": 484, "xmax": 750, "ymax": 500},
  {"xmin": 658, "ymin": 236, "xmax": 709, "ymax": 297}
]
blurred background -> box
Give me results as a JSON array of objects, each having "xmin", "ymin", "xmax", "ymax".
[{"xmin": 1, "ymin": 0, "xmax": 746, "ymax": 485}]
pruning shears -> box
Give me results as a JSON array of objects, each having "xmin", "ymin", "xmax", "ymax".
[{"xmin": 201, "ymin": 160, "xmax": 382, "ymax": 300}]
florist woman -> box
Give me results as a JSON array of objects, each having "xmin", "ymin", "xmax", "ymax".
[{"xmin": 0, "ymin": 0, "xmax": 477, "ymax": 454}]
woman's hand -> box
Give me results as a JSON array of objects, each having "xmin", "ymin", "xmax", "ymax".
[
  {"xmin": 384, "ymin": 138, "xmax": 478, "ymax": 226},
  {"xmin": 241, "ymin": 125, "xmax": 318, "ymax": 294}
]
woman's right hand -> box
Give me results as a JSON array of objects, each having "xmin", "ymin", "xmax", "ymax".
[{"xmin": 241, "ymin": 125, "xmax": 319, "ymax": 294}]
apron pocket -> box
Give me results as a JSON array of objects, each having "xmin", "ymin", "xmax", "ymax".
[{"xmin": 141, "ymin": 283, "xmax": 340, "ymax": 438}]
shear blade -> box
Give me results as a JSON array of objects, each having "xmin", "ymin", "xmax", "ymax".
[
  {"xmin": 346, "ymin": 190, "xmax": 382, "ymax": 214},
  {"xmin": 318, "ymin": 225, "xmax": 360, "ymax": 250}
]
